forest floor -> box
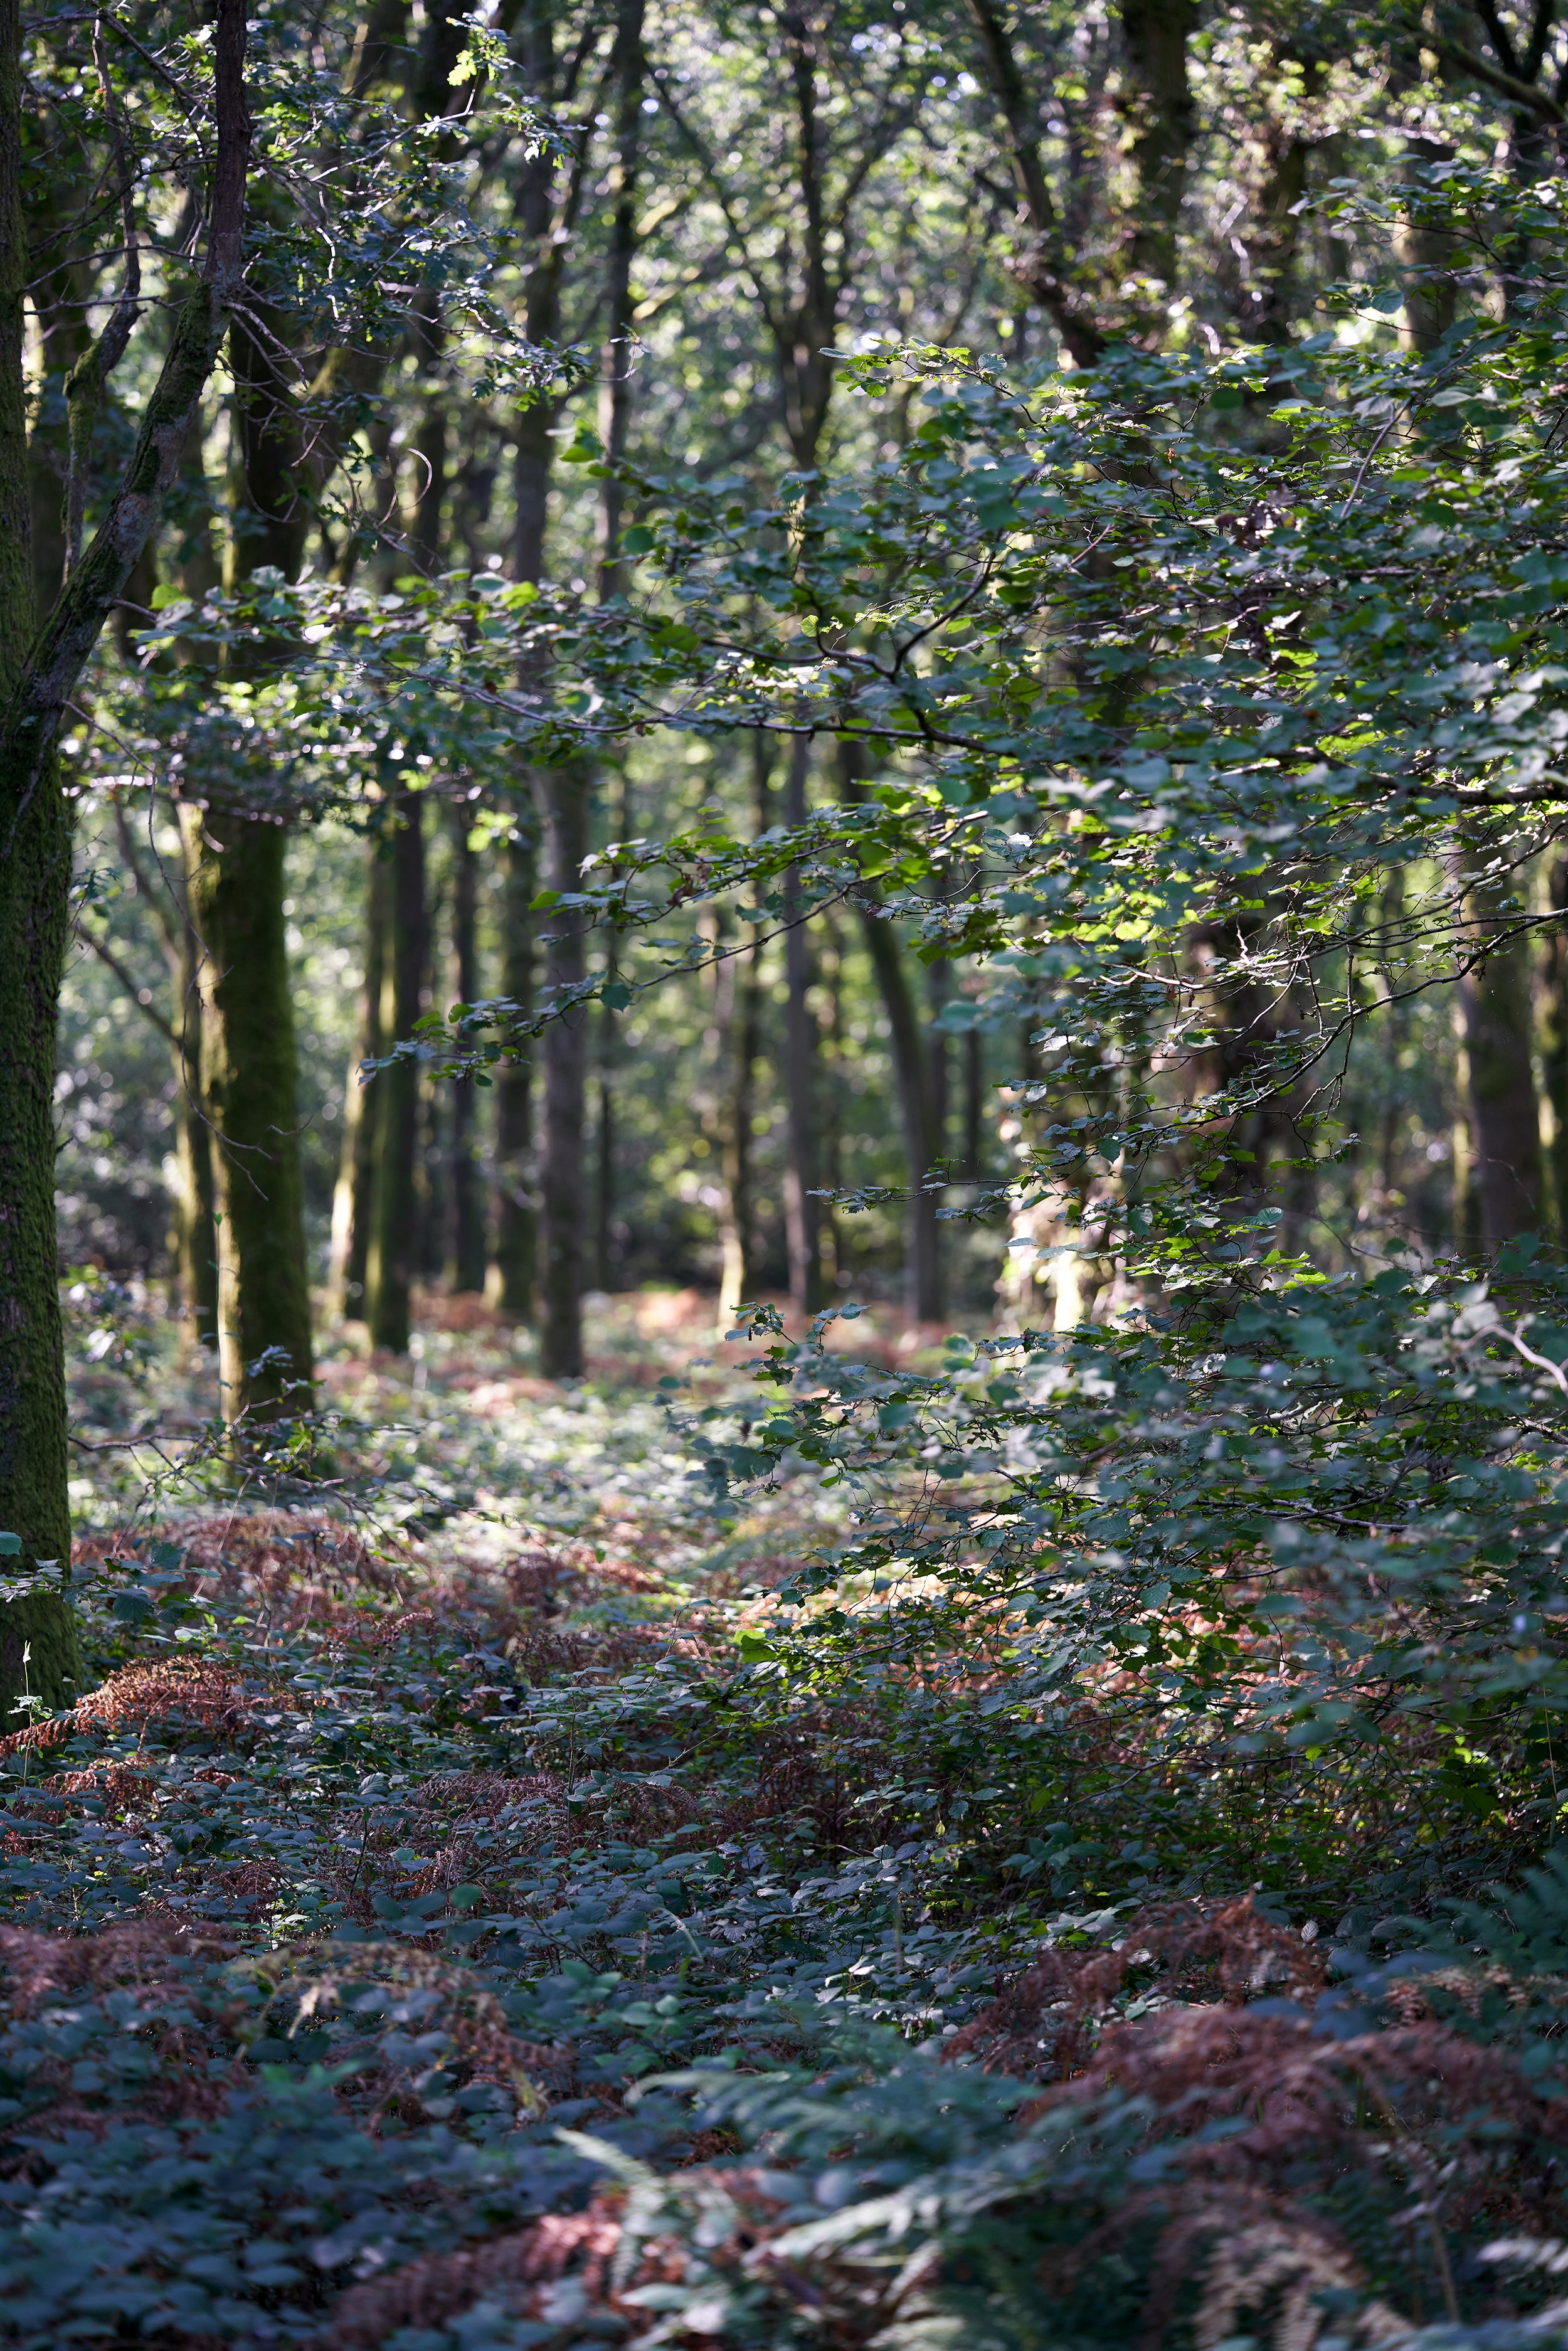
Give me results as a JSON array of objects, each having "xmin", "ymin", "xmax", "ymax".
[
  {"xmin": 5, "ymin": 1283, "xmax": 1568, "ymax": 2347},
  {"xmin": 63, "ymin": 1278, "xmax": 957, "ymax": 1624}
]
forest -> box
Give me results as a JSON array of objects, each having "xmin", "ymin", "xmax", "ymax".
[{"xmin": 13, "ymin": 0, "xmax": 1568, "ymax": 2343}]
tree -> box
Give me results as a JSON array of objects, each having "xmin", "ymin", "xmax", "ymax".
[
  {"xmin": 0, "ymin": 0, "xmax": 250, "ymax": 1719},
  {"xmin": 366, "ymin": 787, "xmax": 427, "ymax": 1353},
  {"xmin": 179, "ymin": 314, "xmax": 315, "ymax": 1421}
]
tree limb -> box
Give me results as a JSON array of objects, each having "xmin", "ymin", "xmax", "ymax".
[
  {"xmin": 112, "ymin": 798, "xmax": 183, "ymax": 969},
  {"xmin": 78, "ymin": 921, "xmax": 179, "ymax": 1047},
  {"xmin": 1475, "ymin": 0, "xmax": 1522, "ymax": 78},
  {"xmin": 1438, "ymin": 34, "xmax": 1566, "ymax": 118},
  {"xmin": 2, "ymin": 0, "xmax": 249, "ymax": 837},
  {"xmin": 63, "ymin": 12, "xmax": 142, "ymax": 579},
  {"xmin": 963, "ymin": 0, "xmax": 1105, "ymax": 366}
]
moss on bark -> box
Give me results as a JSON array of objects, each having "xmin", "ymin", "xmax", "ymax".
[{"xmin": 181, "ymin": 807, "xmax": 314, "ymax": 1419}]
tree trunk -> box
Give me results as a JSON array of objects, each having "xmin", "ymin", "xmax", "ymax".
[
  {"xmin": 489, "ymin": 8, "xmax": 600, "ymax": 1349},
  {"xmin": 538, "ymin": 762, "xmax": 590, "ymax": 1376},
  {"xmin": 181, "ymin": 807, "xmax": 314, "ymax": 1415},
  {"xmin": 514, "ymin": 369, "xmax": 588, "ymax": 1370},
  {"xmin": 448, "ymin": 800, "xmax": 487, "ymax": 1292},
  {"xmin": 840, "ymin": 746, "xmax": 943, "ymax": 1320},
  {"xmin": 1458, "ymin": 910, "xmax": 1543, "ymax": 1250},
  {"xmin": 595, "ymin": 0, "xmax": 644, "ymax": 602},
  {"xmin": 1540, "ymin": 854, "xmax": 1568, "ymax": 1248},
  {"xmin": 1117, "ymin": 0, "xmax": 1199, "ymax": 295},
  {"xmin": 492, "ymin": 809, "xmax": 536, "ymax": 1315},
  {"xmin": 859, "ymin": 911, "xmax": 943, "ymax": 1324},
  {"xmin": 781, "ymin": 736, "xmax": 823, "ymax": 1316},
  {"xmin": 719, "ymin": 736, "xmax": 770, "ymax": 1322},
  {"xmin": 585, "ymin": 0, "xmax": 644, "ymax": 1313},
  {"xmin": 188, "ymin": 302, "xmax": 314, "ymax": 1423},
  {"xmin": 367, "ymin": 790, "xmax": 426, "ymax": 1352},
  {"xmin": 171, "ymin": 849, "xmax": 219, "ymax": 1350},
  {"xmin": 0, "ymin": 0, "xmax": 248, "ymax": 1716},
  {"xmin": 331, "ymin": 844, "xmax": 389, "ymax": 1319},
  {"xmin": 963, "ymin": 0, "xmax": 1106, "ymax": 365},
  {"xmin": 416, "ymin": 854, "xmax": 445, "ymax": 1285},
  {"xmin": 965, "ymin": 1028, "xmax": 984, "ymax": 1182}
]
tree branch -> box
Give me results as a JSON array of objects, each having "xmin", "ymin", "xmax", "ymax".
[
  {"xmin": 1475, "ymin": 0, "xmax": 1522, "ymax": 77},
  {"xmin": 1522, "ymin": 0, "xmax": 1556, "ymax": 82},
  {"xmin": 963, "ymin": 0, "xmax": 1105, "ymax": 366},
  {"xmin": 1438, "ymin": 33, "xmax": 1567, "ymax": 117},
  {"xmin": 112, "ymin": 799, "xmax": 182, "ymax": 969},
  {"xmin": 2, "ymin": 0, "xmax": 249, "ymax": 834},
  {"xmin": 78, "ymin": 921, "xmax": 179, "ymax": 1047},
  {"xmin": 63, "ymin": 12, "xmax": 141, "ymax": 579}
]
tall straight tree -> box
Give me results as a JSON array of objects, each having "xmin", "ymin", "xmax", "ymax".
[
  {"xmin": 0, "ymin": 0, "xmax": 249, "ymax": 1716},
  {"xmin": 447, "ymin": 800, "xmax": 487, "ymax": 1293},
  {"xmin": 331, "ymin": 843, "xmax": 390, "ymax": 1317},
  {"xmin": 656, "ymin": 4, "xmax": 926, "ymax": 1314},
  {"xmin": 841, "ymin": 745, "xmax": 943, "ymax": 1320},
  {"xmin": 717, "ymin": 733, "xmax": 771, "ymax": 1323},
  {"xmin": 179, "ymin": 307, "xmax": 314, "ymax": 1421},
  {"xmin": 781, "ymin": 736, "xmax": 824, "ymax": 1315},
  {"xmin": 1453, "ymin": 841, "xmax": 1544, "ymax": 1251},
  {"xmin": 505, "ymin": 0, "xmax": 618, "ymax": 1377},
  {"xmin": 965, "ymin": 0, "xmax": 1199, "ymax": 353},
  {"xmin": 587, "ymin": 0, "xmax": 645, "ymax": 1310},
  {"xmin": 365, "ymin": 267, "xmax": 445, "ymax": 1354},
  {"xmin": 366, "ymin": 786, "xmax": 426, "ymax": 1351}
]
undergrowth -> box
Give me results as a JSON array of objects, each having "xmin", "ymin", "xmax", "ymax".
[{"xmin": 4, "ymin": 1284, "xmax": 1568, "ymax": 2350}]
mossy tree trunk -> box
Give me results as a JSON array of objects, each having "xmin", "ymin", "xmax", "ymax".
[
  {"xmin": 492, "ymin": 5, "xmax": 597, "ymax": 1343},
  {"xmin": 718, "ymin": 735, "xmax": 771, "ymax": 1324},
  {"xmin": 331, "ymin": 844, "xmax": 389, "ymax": 1319},
  {"xmin": 1117, "ymin": 0, "xmax": 1199, "ymax": 296},
  {"xmin": 1453, "ymin": 842, "xmax": 1544, "ymax": 1251},
  {"xmin": 366, "ymin": 789, "xmax": 426, "ymax": 1354},
  {"xmin": 171, "ymin": 862, "xmax": 220, "ymax": 1351},
  {"xmin": 182, "ymin": 307, "xmax": 314, "ymax": 1421},
  {"xmin": 781, "ymin": 736, "xmax": 824, "ymax": 1318},
  {"xmin": 0, "ymin": 0, "xmax": 249, "ymax": 1719},
  {"xmin": 447, "ymin": 803, "xmax": 487, "ymax": 1294},
  {"xmin": 538, "ymin": 762, "xmax": 591, "ymax": 1377},
  {"xmin": 1539, "ymin": 854, "xmax": 1568, "ymax": 1247},
  {"xmin": 840, "ymin": 743, "xmax": 943, "ymax": 1322},
  {"xmin": 493, "ymin": 809, "xmax": 537, "ymax": 1316},
  {"xmin": 181, "ymin": 807, "xmax": 314, "ymax": 1414}
]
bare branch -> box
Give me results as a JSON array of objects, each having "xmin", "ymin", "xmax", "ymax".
[
  {"xmin": 63, "ymin": 13, "xmax": 142, "ymax": 579},
  {"xmin": 78, "ymin": 921, "xmax": 178, "ymax": 1047}
]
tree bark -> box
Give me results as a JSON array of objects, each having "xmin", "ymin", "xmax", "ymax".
[
  {"xmin": 0, "ymin": 0, "xmax": 248, "ymax": 1716},
  {"xmin": 185, "ymin": 301, "xmax": 314, "ymax": 1421},
  {"xmin": 447, "ymin": 800, "xmax": 487, "ymax": 1292},
  {"xmin": 840, "ymin": 746, "xmax": 943, "ymax": 1320},
  {"xmin": 596, "ymin": 0, "xmax": 644, "ymax": 599},
  {"xmin": 963, "ymin": 0, "xmax": 1106, "ymax": 365},
  {"xmin": 1540, "ymin": 853, "xmax": 1568, "ymax": 1249},
  {"xmin": 1117, "ymin": 0, "xmax": 1199, "ymax": 295},
  {"xmin": 181, "ymin": 807, "xmax": 314, "ymax": 1414},
  {"xmin": 858, "ymin": 913, "xmax": 943, "ymax": 1323},
  {"xmin": 171, "ymin": 841, "xmax": 219, "ymax": 1350},
  {"xmin": 965, "ymin": 1028, "xmax": 984, "ymax": 1183},
  {"xmin": 331, "ymin": 844, "xmax": 389, "ymax": 1318},
  {"xmin": 781, "ymin": 736, "xmax": 823, "ymax": 1315},
  {"xmin": 492, "ymin": 810, "xmax": 537, "ymax": 1315},
  {"xmin": 367, "ymin": 790, "xmax": 426, "ymax": 1352},
  {"xmin": 719, "ymin": 734, "xmax": 771, "ymax": 1322},
  {"xmin": 489, "ymin": 0, "xmax": 592, "ymax": 1325},
  {"xmin": 538, "ymin": 762, "xmax": 590, "ymax": 1376},
  {"xmin": 1455, "ymin": 859, "xmax": 1544, "ymax": 1250}
]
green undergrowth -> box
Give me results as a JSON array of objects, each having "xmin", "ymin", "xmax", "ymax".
[{"xmin": 5, "ymin": 1277, "xmax": 1568, "ymax": 2348}]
